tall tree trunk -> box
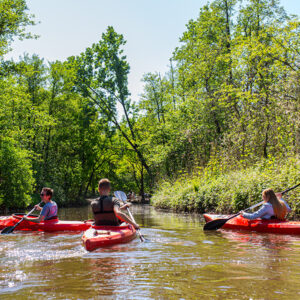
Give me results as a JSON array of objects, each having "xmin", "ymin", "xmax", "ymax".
[
  {"xmin": 87, "ymin": 86, "xmax": 153, "ymax": 183},
  {"xmin": 140, "ymin": 164, "xmax": 145, "ymax": 203},
  {"xmin": 263, "ymin": 123, "xmax": 270, "ymax": 158}
]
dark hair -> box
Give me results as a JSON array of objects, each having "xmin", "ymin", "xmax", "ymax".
[
  {"xmin": 42, "ymin": 187, "xmax": 53, "ymax": 198},
  {"xmin": 98, "ymin": 178, "xmax": 111, "ymax": 191}
]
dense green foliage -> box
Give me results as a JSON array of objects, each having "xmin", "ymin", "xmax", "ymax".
[
  {"xmin": 151, "ymin": 156, "xmax": 300, "ymax": 216},
  {"xmin": 139, "ymin": 0, "xmax": 299, "ymax": 177},
  {"xmin": 0, "ymin": 0, "xmax": 299, "ymax": 211},
  {"xmin": 0, "ymin": 0, "xmax": 37, "ymax": 57},
  {"xmin": 138, "ymin": 0, "xmax": 300, "ymax": 212},
  {"xmin": 0, "ymin": 137, "xmax": 34, "ymax": 208}
]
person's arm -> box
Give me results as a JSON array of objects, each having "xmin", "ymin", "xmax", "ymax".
[
  {"xmin": 242, "ymin": 204, "xmax": 269, "ymax": 220},
  {"xmin": 24, "ymin": 204, "xmax": 49, "ymax": 223},
  {"xmin": 23, "ymin": 204, "xmax": 44, "ymax": 223},
  {"xmin": 276, "ymin": 193, "xmax": 291, "ymax": 213},
  {"xmin": 120, "ymin": 203, "xmax": 131, "ymax": 210},
  {"xmin": 23, "ymin": 215, "xmax": 45, "ymax": 223},
  {"xmin": 113, "ymin": 205, "xmax": 140, "ymax": 229}
]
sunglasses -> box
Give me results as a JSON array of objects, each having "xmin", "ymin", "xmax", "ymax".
[{"xmin": 40, "ymin": 193, "xmax": 46, "ymax": 196}]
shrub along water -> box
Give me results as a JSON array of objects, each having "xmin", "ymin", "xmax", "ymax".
[{"xmin": 151, "ymin": 156, "xmax": 300, "ymax": 218}]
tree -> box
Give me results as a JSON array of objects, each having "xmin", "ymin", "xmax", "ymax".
[
  {"xmin": 71, "ymin": 26, "xmax": 152, "ymax": 182},
  {"xmin": 0, "ymin": 137, "xmax": 34, "ymax": 209},
  {"xmin": 0, "ymin": 0, "xmax": 37, "ymax": 57}
]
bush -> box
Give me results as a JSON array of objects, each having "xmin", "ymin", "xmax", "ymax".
[
  {"xmin": 151, "ymin": 156, "xmax": 300, "ymax": 217},
  {"xmin": 0, "ymin": 138, "xmax": 35, "ymax": 209}
]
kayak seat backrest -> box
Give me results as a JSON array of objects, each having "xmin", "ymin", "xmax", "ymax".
[{"xmin": 45, "ymin": 215, "xmax": 58, "ymax": 221}]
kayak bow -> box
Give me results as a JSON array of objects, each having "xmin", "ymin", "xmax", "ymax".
[
  {"xmin": 0, "ymin": 214, "xmax": 93, "ymax": 232},
  {"xmin": 82, "ymin": 224, "xmax": 136, "ymax": 251}
]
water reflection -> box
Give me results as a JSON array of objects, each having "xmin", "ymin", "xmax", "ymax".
[{"xmin": 219, "ymin": 230, "xmax": 300, "ymax": 250}]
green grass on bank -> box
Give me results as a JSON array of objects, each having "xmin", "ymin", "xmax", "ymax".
[{"xmin": 151, "ymin": 156, "xmax": 300, "ymax": 218}]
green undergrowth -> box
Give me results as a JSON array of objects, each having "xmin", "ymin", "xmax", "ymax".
[{"xmin": 151, "ymin": 156, "xmax": 300, "ymax": 218}]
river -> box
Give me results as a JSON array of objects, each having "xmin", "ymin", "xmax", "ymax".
[{"xmin": 1, "ymin": 204, "xmax": 300, "ymax": 299}]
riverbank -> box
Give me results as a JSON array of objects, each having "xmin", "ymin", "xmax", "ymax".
[{"xmin": 151, "ymin": 156, "xmax": 300, "ymax": 218}]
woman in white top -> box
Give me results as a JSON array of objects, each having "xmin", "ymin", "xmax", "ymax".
[{"xmin": 242, "ymin": 188, "xmax": 291, "ymax": 220}]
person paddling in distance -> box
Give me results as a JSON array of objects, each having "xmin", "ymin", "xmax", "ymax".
[
  {"xmin": 242, "ymin": 188, "xmax": 291, "ymax": 220},
  {"xmin": 91, "ymin": 178, "xmax": 140, "ymax": 229},
  {"xmin": 23, "ymin": 187, "xmax": 58, "ymax": 223}
]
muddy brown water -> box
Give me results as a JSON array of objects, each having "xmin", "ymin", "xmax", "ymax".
[{"xmin": 1, "ymin": 204, "xmax": 300, "ymax": 299}]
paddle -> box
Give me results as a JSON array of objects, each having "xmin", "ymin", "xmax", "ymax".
[
  {"xmin": 114, "ymin": 191, "xmax": 146, "ymax": 242},
  {"xmin": 281, "ymin": 183, "xmax": 300, "ymax": 195},
  {"xmin": 1, "ymin": 202, "xmax": 43, "ymax": 234},
  {"xmin": 203, "ymin": 201, "xmax": 264, "ymax": 231},
  {"xmin": 203, "ymin": 183, "xmax": 300, "ymax": 231}
]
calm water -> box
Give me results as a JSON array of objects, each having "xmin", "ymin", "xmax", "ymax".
[{"xmin": 1, "ymin": 205, "xmax": 300, "ymax": 299}]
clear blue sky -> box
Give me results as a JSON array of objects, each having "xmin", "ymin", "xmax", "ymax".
[{"xmin": 7, "ymin": 0, "xmax": 300, "ymax": 102}]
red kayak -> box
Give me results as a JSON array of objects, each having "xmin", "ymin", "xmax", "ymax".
[
  {"xmin": 0, "ymin": 214, "xmax": 93, "ymax": 232},
  {"xmin": 203, "ymin": 214, "xmax": 300, "ymax": 235},
  {"xmin": 82, "ymin": 224, "xmax": 136, "ymax": 251}
]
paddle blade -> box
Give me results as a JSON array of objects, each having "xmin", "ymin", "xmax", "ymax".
[
  {"xmin": 137, "ymin": 230, "xmax": 146, "ymax": 242},
  {"xmin": 114, "ymin": 191, "xmax": 127, "ymax": 202},
  {"xmin": 1, "ymin": 226, "xmax": 16, "ymax": 234},
  {"xmin": 203, "ymin": 219, "xmax": 229, "ymax": 231}
]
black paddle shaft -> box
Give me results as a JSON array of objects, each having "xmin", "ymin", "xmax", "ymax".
[
  {"xmin": 282, "ymin": 183, "xmax": 300, "ymax": 195},
  {"xmin": 1, "ymin": 201, "xmax": 43, "ymax": 234}
]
